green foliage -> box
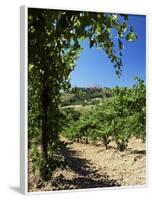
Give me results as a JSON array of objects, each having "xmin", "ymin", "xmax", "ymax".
[
  {"xmin": 28, "ymin": 8, "xmax": 138, "ymax": 179},
  {"xmin": 61, "ymin": 87, "xmax": 112, "ymax": 106},
  {"xmin": 30, "ymin": 144, "xmax": 41, "ymax": 173},
  {"xmin": 63, "ymin": 79, "xmax": 146, "ymax": 151}
]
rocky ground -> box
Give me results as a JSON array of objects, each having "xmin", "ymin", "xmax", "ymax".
[{"xmin": 28, "ymin": 137, "xmax": 146, "ymax": 192}]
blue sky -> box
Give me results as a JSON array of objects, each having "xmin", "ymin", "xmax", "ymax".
[{"xmin": 70, "ymin": 14, "xmax": 146, "ymax": 88}]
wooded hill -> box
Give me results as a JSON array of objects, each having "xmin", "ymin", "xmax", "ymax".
[{"xmin": 61, "ymin": 86, "xmax": 112, "ymax": 106}]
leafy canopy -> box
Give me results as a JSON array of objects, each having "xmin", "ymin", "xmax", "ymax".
[{"xmin": 28, "ymin": 8, "xmax": 138, "ymax": 176}]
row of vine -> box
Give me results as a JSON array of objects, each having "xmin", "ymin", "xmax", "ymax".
[{"xmin": 62, "ymin": 78, "xmax": 146, "ymax": 151}]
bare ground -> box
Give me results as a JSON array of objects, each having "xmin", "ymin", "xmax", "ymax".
[{"xmin": 28, "ymin": 137, "xmax": 146, "ymax": 192}]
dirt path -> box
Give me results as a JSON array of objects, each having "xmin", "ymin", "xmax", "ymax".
[
  {"xmin": 28, "ymin": 137, "xmax": 146, "ymax": 192},
  {"xmin": 62, "ymin": 137, "xmax": 146, "ymax": 185}
]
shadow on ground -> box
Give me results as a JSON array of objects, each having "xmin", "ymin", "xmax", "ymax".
[{"xmin": 51, "ymin": 141, "xmax": 120, "ymax": 191}]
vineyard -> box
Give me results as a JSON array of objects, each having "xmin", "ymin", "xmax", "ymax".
[
  {"xmin": 62, "ymin": 78, "xmax": 146, "ymax": 151},
  {"xmin": 28, "ymin": 78, "xmax": 146, "ymax": 192},
  {"xmin": 28, "ymin": 8, "xmax": 146, "ymax": 192}
]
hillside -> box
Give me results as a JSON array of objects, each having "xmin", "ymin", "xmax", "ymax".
[{"xmin": 61, "ymin": 86, "xmax": 112, "ymax": 107}]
